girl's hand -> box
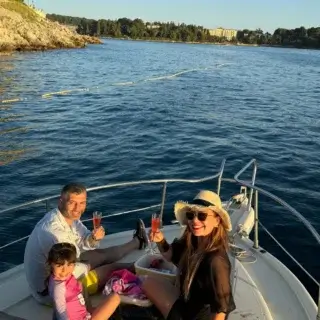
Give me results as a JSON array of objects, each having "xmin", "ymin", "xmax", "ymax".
[{"xmin": 149, "ymin": 230, "xmax": 164, "ymax": 243}]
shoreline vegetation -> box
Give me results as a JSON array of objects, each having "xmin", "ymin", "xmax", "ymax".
[
  {"xmin": 104, "ymin": 36, "xmax": 316, "ymax": 51},
  {"xmin": 1, "ymin": 0, "xmax": 319, "ymax": 53},
  {"xmin": 47, "ymin": 14, "xmax": 320, "ymax": 50},
  {"xmin": 0, "ymin": 0, "xmax": 101, "ymax": 54}
]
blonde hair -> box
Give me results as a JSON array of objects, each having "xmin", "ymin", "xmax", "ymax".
[{"xmin": 177, "ymin": 216, "xmax": 228, "ymax": 300}]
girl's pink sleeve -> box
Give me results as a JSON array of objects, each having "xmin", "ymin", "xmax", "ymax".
[{"xmin": 51, "ymin": 281, "xmax": 69, "ymax": 320}]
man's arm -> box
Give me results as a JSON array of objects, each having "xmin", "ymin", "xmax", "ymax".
[
  {"xmin": 75, "ymin": 220, "xmax": 99, "ymax": 250},
  {"xmin": 86, "ymin": 233, "xmax": 99, "ymax": 248}
]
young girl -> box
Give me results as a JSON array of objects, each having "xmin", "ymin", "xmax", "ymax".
[
  {"xmin": 48, "ymin": 242, "xmax": 120, "ymax": 320},
  {"xmin": 142, "ymin": 190, "xmax": 236, "ymax": 320}
]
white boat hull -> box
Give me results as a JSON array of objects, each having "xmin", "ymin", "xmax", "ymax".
[{"xmin": 0, "ymin": 195, "xmax": 317, "ymax": 319}]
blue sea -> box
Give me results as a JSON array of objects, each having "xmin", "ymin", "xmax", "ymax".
[{"xmin": 0, "ymin": 40, "xmax": 319, "ymax": 300}]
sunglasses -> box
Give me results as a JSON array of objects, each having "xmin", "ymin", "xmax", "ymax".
[{"xmin": 185, "ymin": 210, "xmax": 214, "ymax": 222}]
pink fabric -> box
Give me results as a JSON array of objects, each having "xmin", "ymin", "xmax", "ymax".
[
  {"xmin": 103, "ymin": 269, "xmax": 146, "ymax": 299},
  {"xmin": 49, "ymin": 275, "xmax": 91, "ymax": 320},
  {"xmin": 150, "ymin": 258, "xmax": 165, "ymax": 269},
  {"xmin": 110, "ymin": 269, "xmax": 140, "ymax": 284}
]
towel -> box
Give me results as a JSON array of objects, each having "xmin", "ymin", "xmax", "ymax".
[{"xmin": 103, "ymin": 269, "xmax": 147, "ymax": 299}]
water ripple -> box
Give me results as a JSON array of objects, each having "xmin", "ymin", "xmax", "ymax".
[{"xmin": 0, "ymin": 41, "xmax": 319, "ymax": 297}]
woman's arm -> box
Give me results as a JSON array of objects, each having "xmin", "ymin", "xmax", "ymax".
[
  {"xmin": 151, "ymin": 230, "xmax": 184, "ymax": 265},
  {"xmin": 150, "ymin": 230, "xmax": 173, "ymax": 261},
  {"xmin": 156, "ymin": 238, "xmax": 173, "ymax": 261},
  {"xmin": 212, "ymin": 312, "xmax": 226, "ymax": 320},
  {"xmin": 208, "ymin": 253, "xmax": 236, "ymax": 316}
]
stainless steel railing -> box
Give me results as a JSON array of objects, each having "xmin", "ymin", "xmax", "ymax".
[
  {"xmin": 0, "ymin": 159, "xmax": 227, "ymax": 250},
  {"xmin": 0, "ymin": 160, "xmax": 226, "ymax": 217},
  {"xmin": 233, "ymin": 159, "xmax": 320, "ymax": 246},
  {"xmin": 0, "ymin": 159, "xmax": 319, "ymax": 317},
  {"xmin": 233, "ymin": 159, "xmax": 320, "ymax": 319}
]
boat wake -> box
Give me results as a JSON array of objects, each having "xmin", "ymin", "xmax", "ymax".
[
  {"xmin": 114, "ymin": 64, "xmax": 233, "ymax": 86},
  {"xmin": 0, "ymin": 63, "xmax": 233, "ymax": 103}
]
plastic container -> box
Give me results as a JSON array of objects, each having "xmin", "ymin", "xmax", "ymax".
[
  {"xmin": 134, "ymin": 253, "xmax": 177, "ymax": 284},
  {"xmin": 119, "ymin": 295, "xmax": 153, "ymax": 307}
]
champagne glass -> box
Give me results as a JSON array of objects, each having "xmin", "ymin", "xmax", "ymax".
[
  {"xmin": 151, "ymin": 213, "xmax": 160, "ymax": 235},
  {"xmin": 92, "ymin": 211, "xmax": 102, "ymax": 230},
  {"xmin": 149, "ymin": 213, "xmax": 160, "ymax": 254}
]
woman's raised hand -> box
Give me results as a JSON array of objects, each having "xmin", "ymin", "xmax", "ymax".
[{"xmin": 149, "ymin": 229, "xmax": 164, "ymax": 243}]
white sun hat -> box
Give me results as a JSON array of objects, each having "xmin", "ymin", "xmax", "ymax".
[{"xmin": 174, "ymin": 190, "xmax": 232, "ymax": 232}]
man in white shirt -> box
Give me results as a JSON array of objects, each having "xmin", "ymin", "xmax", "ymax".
[{"xmin": 24, "ymin": 183, "xmax": 148, "ymax": 304}]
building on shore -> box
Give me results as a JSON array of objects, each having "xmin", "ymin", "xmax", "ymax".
[
  {"xmin": 208, "ymin": 28, "xmax": 238, "ymax": 40},
  {"xmin": 146, "ymin": 24, "xmax": 160, "ymax": 30}
]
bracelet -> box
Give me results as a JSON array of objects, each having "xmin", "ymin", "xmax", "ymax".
[
  {"xmin": 157, "ymin": 238, "xmax": 170, "ymax": 253},
  {"xmin": 92, "ymin": 234, "xmax": 97, "ymax": 241},
  {"xmin": 88, "ymin": 234, "xmax": 98, "ymax": 245}
]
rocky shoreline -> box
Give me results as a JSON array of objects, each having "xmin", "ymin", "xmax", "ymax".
[{"xmin": 0, "ymin": 0, "xmax": 102, "ymax": 53}]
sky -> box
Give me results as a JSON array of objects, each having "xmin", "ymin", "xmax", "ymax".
[{"xmin": 34, "ymin": 0, "xmax": 319, "ymax": 33}]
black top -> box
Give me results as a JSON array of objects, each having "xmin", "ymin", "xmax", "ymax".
[{"xmin": 170, "ymin": 236, "xmax": 236, "ymax": 320}]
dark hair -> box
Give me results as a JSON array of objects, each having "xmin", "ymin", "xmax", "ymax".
[
  {"xmin": 61, "ymin": 183, "xmax": 86, "ymax": 197},
  {"xmin": 48, "ymin": 243, "xmax": 77, "ymax": 266}
]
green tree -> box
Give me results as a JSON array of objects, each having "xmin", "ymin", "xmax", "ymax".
[{"xmin": 46, "ymin": 14, "xmax": 320, "ymax": 49}]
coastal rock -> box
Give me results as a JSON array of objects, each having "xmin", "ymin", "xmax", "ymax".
[{"xmin": 0, "ymin": 0, "xmax": 102, "ymax": 52}]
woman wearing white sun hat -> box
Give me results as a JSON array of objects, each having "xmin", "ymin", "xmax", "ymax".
[{"xmin": 142, "ymin": 190, "xmax": 235, "ymax": 320}]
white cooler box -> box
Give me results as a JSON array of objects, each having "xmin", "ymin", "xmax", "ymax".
[{"xmin": 134, "ymin": 253, "xmax": 177, "ymax": 284}]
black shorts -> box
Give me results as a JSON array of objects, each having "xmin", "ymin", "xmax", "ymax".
[
  {"xmin": 167, "ymin": 299, "xmax": 185, "ymax": 320},
  {"xmin": 167, "ymin": 299, "xmax": 213, "ymax": 320}
]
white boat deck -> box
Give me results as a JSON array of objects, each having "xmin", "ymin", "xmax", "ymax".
[{"xmin": 0, "ymin": 223, "xmax": 317, "ymax": 320}]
